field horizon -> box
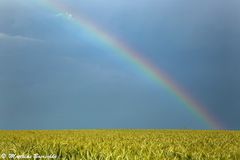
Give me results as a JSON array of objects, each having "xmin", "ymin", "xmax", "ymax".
[
  {"xmin": 0, "ymin": 128, "xmax": 239, "ymax": 131},
  {"xmin": 0, "ymin": 129, "xmax": 239, "ymax": 159}
]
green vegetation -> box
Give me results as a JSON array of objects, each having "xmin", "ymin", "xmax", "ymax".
[{"xmin": 0, "ymin": 130, "xmax": 239, "ymax": 159}]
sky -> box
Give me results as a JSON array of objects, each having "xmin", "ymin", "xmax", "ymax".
[{"xmin": 0, "ymin": 0, "xmax": 239, "ymax": 130}]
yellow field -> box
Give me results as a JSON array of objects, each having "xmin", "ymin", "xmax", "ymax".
[{"xmin": 0, "ymin": 130, "xmax": 239, "ymax": 160}]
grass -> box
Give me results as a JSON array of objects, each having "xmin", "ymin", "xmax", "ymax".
[{"xmin": 0, "ymin": 130, "xmax": 239, "ymax": 159}]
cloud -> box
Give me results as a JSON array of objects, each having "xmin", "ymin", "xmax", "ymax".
[
  {"xmin": 55, "ymin": 12, "xmax": 73, "ymax": 19},
  {"xmin": 0, "ymin": 32, "xmax": 42, "ymax": 42}
]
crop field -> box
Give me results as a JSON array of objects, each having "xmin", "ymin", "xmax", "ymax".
[{"xmin": 0, "ymin": 130, "xmax": 239, "ymax": 160}]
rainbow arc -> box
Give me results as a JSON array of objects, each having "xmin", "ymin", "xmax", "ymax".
[{"xmin": 42, "ymin": 0, "xmax": 223, "ymax": 129}]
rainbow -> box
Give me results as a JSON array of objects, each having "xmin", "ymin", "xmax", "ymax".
[{"xmin": 42, "ymin": 0, "xmax": 223, "ymax": 129}]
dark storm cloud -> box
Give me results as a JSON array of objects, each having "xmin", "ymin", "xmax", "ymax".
[{"xmin": 0, "ymin": 0, "xmax": 239, "ymax": 129}]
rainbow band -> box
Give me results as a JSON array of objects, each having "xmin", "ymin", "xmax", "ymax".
[{"xmin": 42, "ymin": 0, "xmax": 223, "ymax": 129}]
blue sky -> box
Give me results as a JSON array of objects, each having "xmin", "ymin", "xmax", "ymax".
[{"xmin": 0, "ymin": 0, "xmax": 239, "ymax": 129}]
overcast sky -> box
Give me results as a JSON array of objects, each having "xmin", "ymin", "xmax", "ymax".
[{"xmin": 0, "ymin": 0, "xmax": 239, "ymax": 130}]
